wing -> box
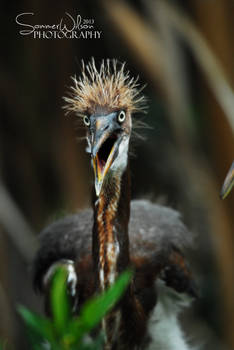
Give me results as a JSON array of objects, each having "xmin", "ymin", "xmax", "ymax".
[
  {"xmin": 129, "ymin": 200, "xmax": 197, "ymax": 298},
  {"xmin": 33, "ymin": 209, "xmax": 93, "ymax": 292}
]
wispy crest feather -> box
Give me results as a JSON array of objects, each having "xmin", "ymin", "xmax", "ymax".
[{"xmin": 64, "ymin": 58, "xmax": 146, "ymax": 116}]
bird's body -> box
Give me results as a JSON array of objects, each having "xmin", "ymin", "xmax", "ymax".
[
  {"xmin": 33, "ymin": 59, "xmax": 196, "ymax": 349},
  {"xmin": 34, "ymin": 200, "xmax": 195, "ymax": 349}
]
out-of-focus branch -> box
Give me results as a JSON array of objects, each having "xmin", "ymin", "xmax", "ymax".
[
  {"xmin": 102, "ymin": 0, "xmax": 166, "ymax": 93},
  {"xmin": 150, "ymin": 0, "xmax": 196, "ymax": 148},
  {"xmin": 220, "ymin": 161, "xmax": 234, "ymax": 199},
  {"xmin": 0, "ymin": 181, "xmax": 38, "ymax": 263},
  {"xmin": 156, "ymin": 0, "xmax": 234, "ymax": 135}
]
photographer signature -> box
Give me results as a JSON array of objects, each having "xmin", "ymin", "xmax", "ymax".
[{"xmin": 15, "ymin": 12, "xmax": 94, "ymax": 35}]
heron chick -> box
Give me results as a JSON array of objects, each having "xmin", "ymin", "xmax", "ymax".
[{"xmin": 34, "ymin": 59, "xmax": 197, "ymax": 350}]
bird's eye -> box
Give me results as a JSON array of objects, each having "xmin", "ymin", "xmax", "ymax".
[
  {"xmin": 117, "ymin": 111, "xmax": 126, "ymax": 123},
  {"xmin": 83, "ymin": 115, "xmax": 90, "ymax": 127}
]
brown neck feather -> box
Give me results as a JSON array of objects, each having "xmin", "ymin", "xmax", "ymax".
[{"xmin": 92, "ymin": 165, "xmax": 131, "ymax": 291}]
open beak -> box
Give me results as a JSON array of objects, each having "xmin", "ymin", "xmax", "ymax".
[
  {"xmin": 90, "ymin": 114, "xmax": 122, "ymax": 196},
  {"xmin": 220, "ymin": 161, "xmax": 234, "ymax": 199}
]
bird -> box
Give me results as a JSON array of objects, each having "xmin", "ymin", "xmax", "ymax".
[{"xmin": 33, "ymin": 58, "xmax": 197, "ymax": 350}]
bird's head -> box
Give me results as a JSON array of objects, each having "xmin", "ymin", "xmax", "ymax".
[
  {"xmin": 64, "ymin": 58, "xmax": 145, "ymax": 196},
  {"xmin": 84, "ymin": 108, "xmax": 131, "ymax": 196}
]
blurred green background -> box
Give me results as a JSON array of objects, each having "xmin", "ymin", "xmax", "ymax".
[{"xmin": 1, "ymin": 0, "xmax": 234, "ymax": 349}]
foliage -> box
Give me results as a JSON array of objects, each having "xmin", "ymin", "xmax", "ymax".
[{"xmin": 18, "ymin": 268, "xmax": 132, "ymax": 350}]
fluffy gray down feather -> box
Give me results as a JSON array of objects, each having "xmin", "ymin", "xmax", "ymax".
[{"xmin": 33, "ymin": 199, "xmax": 193, "ymax": 292}]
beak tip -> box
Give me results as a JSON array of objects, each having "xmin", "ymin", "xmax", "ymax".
[{"xmin": 95, "ymin": 181, "xmax": 102, "ymax": 197}]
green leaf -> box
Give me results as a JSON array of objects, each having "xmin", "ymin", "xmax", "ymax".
[
  {"xmin": 18, "ymin": 270, "xmax": 132, "ymax": 350},
  {"xmin": 50, "ymin": 267, "xmax": 71, "ymax": 335},
  {"xmin": 18, "ymin": 305, "xmax": 54, "ymax": 343},
  {"xmin": 72, "ymin": 270, "xmax": 132, "ymax": 339},
  {"xmin": 83, "ymin": 270, "xmax": 132, "ymax": 327}
]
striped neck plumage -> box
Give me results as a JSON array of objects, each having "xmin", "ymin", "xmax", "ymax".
[{"xmin": 92, "ymin": 165, "xmax": 130, "ymax": 292}]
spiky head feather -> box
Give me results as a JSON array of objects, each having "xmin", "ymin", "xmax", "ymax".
[{"xmin": 64, "ymin": 58, "xmax": 146, "ymax": 117}]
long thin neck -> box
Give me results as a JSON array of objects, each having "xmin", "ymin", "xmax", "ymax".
[{"xmin": 92, "ymin": 165, "xmax": 131, "ymax": 291}]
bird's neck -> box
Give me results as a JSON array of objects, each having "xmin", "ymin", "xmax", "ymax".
[{"xmin": 92, "ymin": 165, "xmax": 131, "ymax": 291}]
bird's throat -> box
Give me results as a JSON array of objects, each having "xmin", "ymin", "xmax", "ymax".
[{"xmin": 92, "ymin": 167, "xmax": 130, "ymax": 291}]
